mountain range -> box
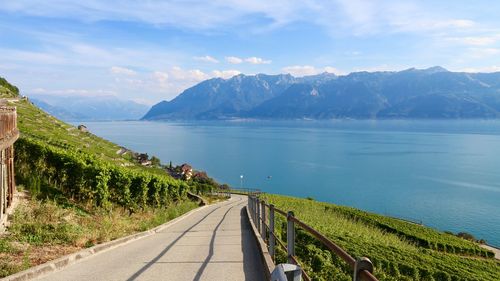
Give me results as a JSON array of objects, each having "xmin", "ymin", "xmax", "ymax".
[
  {"xmin": 143, "ymin": 67, "xmax": 500, "ymax": 120},
  {"xmin": 30, "ymin": 95, "xmax": 149, "ymax": 121}
]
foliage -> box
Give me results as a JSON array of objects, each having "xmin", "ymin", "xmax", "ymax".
[
  {"xmin": 262, "ymin": 194, "xmax": 500, "ymax": 281},
  {"xmin": 0, "ymin": 76, "xmax": 19, "ymax": 97},
  {"xmin": 15, "ymin": 138, "xmax": 189, "ymax": 210}
]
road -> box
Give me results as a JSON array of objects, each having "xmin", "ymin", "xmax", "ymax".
[{"xmin": 36, "ymin": 195, "xmax": 265, "ymax": 281}]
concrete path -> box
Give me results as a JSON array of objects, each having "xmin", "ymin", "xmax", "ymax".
[
  {"xmin": 36, "ymin": 195, "xmax": 265, "ymax": 281},
  {"xmin": 481, "ymin": 244, "xmax": 500, "ymax": 260}
]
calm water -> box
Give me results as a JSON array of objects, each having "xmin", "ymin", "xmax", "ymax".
[{"xmin": 82, "ymin": 120, "xmax": 500, "ymax": 247}]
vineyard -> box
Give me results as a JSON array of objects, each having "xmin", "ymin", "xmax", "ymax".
[
  {"xmin": 15, "ymin": 138, "xmax": 188, "ymax": 211},
  {"xmin": 7, "ymin": 88, "xmax": 202, "ymax": 209},
  {"xmin": 262, "ymin": 194, "xmax": 500, "ymax": 281},
  {"xmin": 0, "ymin": 77, "xmax": 207, "ymax": 277}
]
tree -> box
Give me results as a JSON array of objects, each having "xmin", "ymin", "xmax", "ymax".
[{"xmin": 150, "ymin": 156, "xmax": 161, "ymax": 166}]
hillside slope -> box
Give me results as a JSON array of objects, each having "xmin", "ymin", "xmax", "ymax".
[
  {"xmin": 0, "ymin": 77, "xmax": 202, "ymax": 277},
  {"xmin": 144, "ymin": 68, "xmax": 500, "ymax": 120},
  {"xmin": 263, "ymin": 194, "xmax": 499, "ymax": 281}
]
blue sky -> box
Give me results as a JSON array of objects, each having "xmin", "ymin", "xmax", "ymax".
[{"xmin": 1, "ymin": 0, "xmax": 500, "ymax": 104}]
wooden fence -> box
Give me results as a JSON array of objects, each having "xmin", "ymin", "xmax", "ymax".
[
  {"xmin": 0, "ymin": 105, "xmax": 18, "ymax": 225},
  {"xmin": 247, "ymin": 195, "xmax": 378, "ymax": 281}
]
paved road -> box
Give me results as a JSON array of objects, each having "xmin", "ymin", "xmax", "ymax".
[
  {"xmin": 37, "ymin": 195, "xmax": 265, "ymax": 281},
  {"xmin": 481, "ymin": 244, "xmax": 500, "ymax": 260}
]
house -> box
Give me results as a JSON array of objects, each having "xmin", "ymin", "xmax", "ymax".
[
  {"xmin": 180, "ymin": 164, "xmax": 193, "ymax": 180},
  {"xmin": 77, "ymin": 124, "xmax": 88, "ymax": 132},
  {"xmin": 136, "ymin": 153, "xmax": 151, "ymax": 166}
]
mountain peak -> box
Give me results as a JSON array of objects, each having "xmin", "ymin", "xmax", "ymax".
[
  {"xmin": 402, "ymin": 66, "xmax": 449, "ymax": 74},
  {"xmin": 423, "ymin": 66, "xmax": 449, "ymax": 73}
]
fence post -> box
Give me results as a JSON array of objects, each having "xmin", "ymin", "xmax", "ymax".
[
  {"xmin": 250, "ymin": 197, "xmax": 254, "ymax": 221},
  {"xmin": 256, "ymin": 198, "xmax": 261, "ymax": 233},
  {"xmin": 248, "ymin": 196, "xmax": 251, "ymax": 217},
  {"xmin": 287, "ymin": 211, "xmax": 295, "ymax": 264},
  {"xmin": 269, "ymin": 204, "xmax": 275, "ymax": 260},
  {"xmin": 353, "ymin": 257, "xmax": 374, "ymax": 281},
  {"xmin": 261, "ymin": 200, "xmax": 266, "ymax": 239}
]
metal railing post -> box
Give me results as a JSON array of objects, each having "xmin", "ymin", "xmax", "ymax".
[
  {"xmin": 287, "ymin": 211, "xmax": 295, "ymax": 264},
  {"xmin": 353, "ymin": 257, "xmax": 374, "ymax": 281},
  {"xmin": 261, "ymin": 200, "xmax": 266, "ymax": 239},
  {"xmin": 269, "ymin": 204, "xmax": 275, "ymax": 260}
]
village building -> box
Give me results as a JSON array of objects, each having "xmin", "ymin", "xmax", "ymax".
[
  {"xmin": 77, "ymin": 124, "xmax": 88, "ymax": 132},
  {"xmin": 180, "ymin": 163, "xmax": 193, "ymax": 180}
]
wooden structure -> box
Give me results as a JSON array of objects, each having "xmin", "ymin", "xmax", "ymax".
[{"xmin": 0, "ymin": 105, "xmax": 19, "ymax": 224}]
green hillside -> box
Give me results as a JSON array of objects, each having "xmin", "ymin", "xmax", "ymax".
[
  {"xmin": 262, "ymin": 194, "xmax": 500, "ymax": 281},
  {"xmin": 0, "ymin": 77, "xmax": 207, "ymax": 277},
  {"xmin": 0, "ymin": 77, "xmax": 19, "ymax": 98}
]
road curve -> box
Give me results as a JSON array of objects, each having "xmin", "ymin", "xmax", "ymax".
[{"xmin": 36, "ymin": 195, "xmax": 265, "ymax": 281}]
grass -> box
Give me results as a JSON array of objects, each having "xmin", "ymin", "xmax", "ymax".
[
  {"xmin": 262, "ymin": 194, "xmax": 500, "ymax": 281},
  {"xmin": 0, "ymin": 191, "xmax": 198, "ymax": 277}
]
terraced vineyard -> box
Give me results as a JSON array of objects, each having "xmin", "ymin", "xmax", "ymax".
[
  {"xmin": 262, "ymin": 194, "xmax": 500, "ymax": 281},
  {"xmin": 0, "ymin": 76, "xmax": 209, "ymax": 210}
]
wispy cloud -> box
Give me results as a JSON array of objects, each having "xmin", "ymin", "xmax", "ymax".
[
  {"xmin": 245, "ymin": 57, "xmax": 271, "ymax": 64},
  {"xmin": 226, "ymin": 56, "xmax": 271, "ymax": 65},
  {"xmin": 110, "ymin": 66, "xmax": 136, "ymax": 76},
  {"xmin": 226, "ymin": 56, "xmax": 243, "ymax": 64},
  {"xmin": 282, "ymin": 65, "xmax": 342, "ymax": 76},
  {"xmin": 30, "ymin": 87, "xmax": 117, "ymax": 97},
  {"xmin": 1, "ymin": 0, "xmax": 482, "ymax": 36},
  {"xmin": 194, "ymin": 55, "xmax": 219, "ymax": 63},
  {"xmin": 444, "ymin": 36, "xmax": 499, "ymax": 46},
  {"xmin": 212, "ymin": 69, "xmax": 241, "ymax": 79}
]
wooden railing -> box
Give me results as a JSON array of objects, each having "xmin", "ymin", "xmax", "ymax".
[
  {"xmin": 247, "ymin": 195, "xmax": 378, "ymax": 281},
  {"xmin": 0, "ymin": 105, "xmax": 18, "ymax": 224},
  {"xmin": 0, "ymin": 106, "xmax": 18, "ymax": 150}
]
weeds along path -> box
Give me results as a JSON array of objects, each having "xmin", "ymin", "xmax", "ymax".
[{"xmin": 35, "ymin": 195, "xmax": 265, "ymax": 281}]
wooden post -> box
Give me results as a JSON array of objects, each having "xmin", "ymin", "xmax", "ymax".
[
  {"xmin": 269, "ymin": 204, "xmax": 275, "ymax": 260},
  {"xmin": 287, "ymin": 211, "xmax": 295, "ymax": 264},
  {"xmin": 261, "ymin": 200, "xmax": 266, "ymax": 239}
]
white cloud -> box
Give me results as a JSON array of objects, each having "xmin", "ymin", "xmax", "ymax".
[
  {"xmin": 282, "ymin": 65, "xmax": 341, "ymax": 76},
  {"xmin": 29, "ymin": 88, "xmax": 117, "ymax": 97},
  {"xmin": 460, "ymin": 66, "xmax": 500, "ymax": 73},
  {"xmin": 245, "ymin": 57, "xmax": 271, "ymax": 64},
  {"xmin": 194, "ymin": 55, "xmax": 219, "ymax": 63},
  {"xmin": 445, "ymin": 36, "xmax": 498, "ymax": 46},
  {"xmin": 170, "ymin": 66, "xmax": 209, "ymax": 81},
  {"xmin": 226, "ymin": 56, "xmax": 271, "ymax": 65},
  {"xmin": 110, "ymin": 66, "xmax": 137, "ymax": 76},
  {"xmin": 153, "ymin": 71, "xmax": 169, "ymax": 83},
  {"xmin": 467, "ymin": 48, "xmax": 500, "ymax": 59},
  {"xmin": 0, "ymin": 0, "xmax": 486, "ymax": 38},
  {"xmin": 323, "ymin": 66, "xmax": 342, "ymax": 74},
  {"xmin": 212, "ymin": 70, "xmax": 241, "ymax": 79},
  {"xmin": 225, "ymin": 56, "xmax": 243, "ymax": 64}
]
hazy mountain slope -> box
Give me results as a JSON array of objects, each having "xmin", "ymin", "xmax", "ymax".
[
  {"xmin": 29, "ymin": 95, "xmax": 149, "ymax": 120},
  {"xmin": 144, "ymin": 67, "xmax": 500, "ymax": 120},
  {"xmin": 30, "ymin": 98, "xmax": 89, "ymax": 121},
  {"xmin": 143, "ymin": 74, "xmax": 296, "ymax": 120}
]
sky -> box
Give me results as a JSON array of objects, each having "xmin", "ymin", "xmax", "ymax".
[{"xmin": 1, "ymin": 0, "xmax": 500, "ymax": 105}]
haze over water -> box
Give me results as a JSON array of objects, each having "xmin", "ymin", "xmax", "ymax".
[{"xmin": 83, "ymin": 120, "xmax": 500, "ymax": 247}]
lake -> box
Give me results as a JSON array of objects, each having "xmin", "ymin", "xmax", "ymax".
[{"xmin": 81, "ymin": 120, "xmax": 500, "ymax": 247}]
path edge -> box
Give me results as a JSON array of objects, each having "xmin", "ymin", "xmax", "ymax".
[
  {"xmin": 0, "ymin": 201, "xmax": 213, "ymax": 281},
  {"xmin": 244, "ymin": 205, "xmax": 275, "ymax": 280}
]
